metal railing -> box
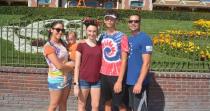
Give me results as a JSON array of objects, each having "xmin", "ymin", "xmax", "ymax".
[
  {"xmin": 0, "ymin": 19, "xmax": 209, "ymax": 72},
  {"xmin": 0, "ymin": 19, "xmax": 83, "ymax": 68}
]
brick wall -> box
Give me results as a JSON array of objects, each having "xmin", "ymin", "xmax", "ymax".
[
  {"xmin": 0, "ymin": 66, "xmax": 77, "ymax": 111},
  {"xmin": 148, "ymin": 72, "xmax": 210, "ymax": 111},
  {"xmin": 0, "ymin": 66, "xmax": 210, "ymax": 111}
]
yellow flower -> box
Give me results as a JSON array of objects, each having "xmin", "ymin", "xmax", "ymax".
[
  {"xmin": 194, "ymin": 19, "xmax": 210, "ymax": 31},
  {"xmin": 176, "ymin": 42, "xmax": 182, "ymax": 49}
]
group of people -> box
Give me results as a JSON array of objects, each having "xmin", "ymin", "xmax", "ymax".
[{"xmin": 43, "ymin": 9, "xmax": 153, "ymax": 111}]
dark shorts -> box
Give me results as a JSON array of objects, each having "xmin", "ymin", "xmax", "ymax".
[
  {"xmin": 128, "ymin": 85, "xmax": 149, "ymax": 111},
  {"xmin": 101, "ymin": 74, "xmax": 128, "ymax": 107}
]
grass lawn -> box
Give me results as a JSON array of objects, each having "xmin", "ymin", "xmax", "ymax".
[
  {"xmin": 0, "ymin": 14, "xmax": 209, "ymax": 72},
  {"xmin": 0, "ymin": 15, "xmax": 24, "ymax": 26},
  {"xmin": 118, "ymin": 19, "xmax": 194, "ymax": 36},
  {"xmin": 0, "ymin": 14, "xmax": 194, "ymax": 35},
  {"xmin": 0, "ymin": 39, "xmax": 46, "ymax": 67}
]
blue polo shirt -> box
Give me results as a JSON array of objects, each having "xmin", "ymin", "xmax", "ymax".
[{"xmin": 126, "ymin": 32, "xmax": 153, "ymax": 86}]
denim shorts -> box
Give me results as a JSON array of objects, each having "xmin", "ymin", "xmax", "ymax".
[
  {"xmin": 79, "ymin": 79, "xmax": 101, "ymax": 89},
  {"xmin": 48, "ymin": 73, "xmax": 72, "ymax": 90}
]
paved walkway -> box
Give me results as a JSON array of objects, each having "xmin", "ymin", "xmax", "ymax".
[
  {"xmin": 0, "ymin": 106, "xmax": 46, "ymax": 111},
  {"xmin": 0, "ymin": 94, "xmax": 78, "ymax": 111},
  {"xmin": 0, "ymin": 105, "xmax": 77, "ymax": 111}
]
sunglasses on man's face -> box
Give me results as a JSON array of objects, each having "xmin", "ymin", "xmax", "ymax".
[
  {"xmin": 53, "ymin": 28, "xmax": 65, "ymax": 33},
  {"xmin": 128, "ymin": 20, "xmax": 140, "ymax": 24}
]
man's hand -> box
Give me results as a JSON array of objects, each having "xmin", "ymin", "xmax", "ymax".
[
  {"xmin": 114, "ymin": 81, "xmax": 122, "ymax": 93},
  {"xmin": 133, "ymin": 83, "xmax": 142, "ymax": 94}
]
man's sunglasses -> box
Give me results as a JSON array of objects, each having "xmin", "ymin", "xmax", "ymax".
[
  {"xmin": 128, "ymin": 20, "xmax": 140, "ymax": 24},
  {"xmin": 53, "ymin": 28, "xmax": 65, "ymax": 33}
]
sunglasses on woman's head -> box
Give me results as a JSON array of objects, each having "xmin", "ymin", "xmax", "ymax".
[{"xmin": 53, "ymin": 28, "xmax": 65, "ymax": 33}]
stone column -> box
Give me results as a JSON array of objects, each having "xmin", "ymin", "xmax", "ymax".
[
  {"xmin": 49, "ymin": 0, "xmax": 58, "ymax": 7},
  {"xmin": 143, "ymin": 0, "xmax": 153, "ymax": 11},
  {"xmin": 8, "ymin": 0, "xmax": 11, "ymax": 5},
  {"xmin": 121, "ymin": 0, "xmax": 125, "ymax": 9},
  {"xmin": 28, "ymin": 0, "xmax": 38, "ymax": 7},
  {"xmin": 123, "ymin": 0, "xmax": 130, "ymax": 9}
]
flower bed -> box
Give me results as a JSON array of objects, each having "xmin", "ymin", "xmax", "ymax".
[
  {"xmin": 194, "ymin": 19, "xmax": 210, "ymax": 31},
  {"xmin": 153, "ymin": 19, "xmax": 210, "ymax": 61}
]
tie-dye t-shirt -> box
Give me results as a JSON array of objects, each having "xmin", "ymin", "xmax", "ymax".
[
  {"xmin": 43, "ymin": 41, "xmax": 68, "ymax": 77},
  {"xmin": 99, "ymin": 31, "xmax": 129, "ymax": 76}
]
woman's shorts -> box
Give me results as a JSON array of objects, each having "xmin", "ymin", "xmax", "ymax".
[
  {"xmin": 48, "ymin": 73, "xmax": 72, "ymax": 90},
  {"xmin": 79, "ymin": 79, "xmax": 101, "ymax": 89}
]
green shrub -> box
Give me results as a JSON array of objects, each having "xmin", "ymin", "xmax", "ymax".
[
  {"xmin": 1, "ymin": 6, "xmax": 210, "ymax": 21},
  {"xmin": 141, "ymin": 11, "xmax": 210, "ymax": 20}
]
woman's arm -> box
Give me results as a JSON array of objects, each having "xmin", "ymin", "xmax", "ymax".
[
  {"xmin": 74, "ymin": 51, "xmax": 82, "ymax": 84},
  {"xmin": 73, "ymin": 51, "xmax": 82, "ymax": 97},
  {"xmin": 47, "ymin": 53, "xmax": 73, "ymax": 73}
]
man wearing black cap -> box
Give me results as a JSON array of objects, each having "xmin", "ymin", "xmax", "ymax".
[{"xmin": 98, "ymin": 10, "xmax": 129, "ymax": 111}]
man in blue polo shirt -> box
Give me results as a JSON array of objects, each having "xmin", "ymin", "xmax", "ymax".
[{"xmin": 126, "ymin": 14, "xmax": 153, "ymax": 111}]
